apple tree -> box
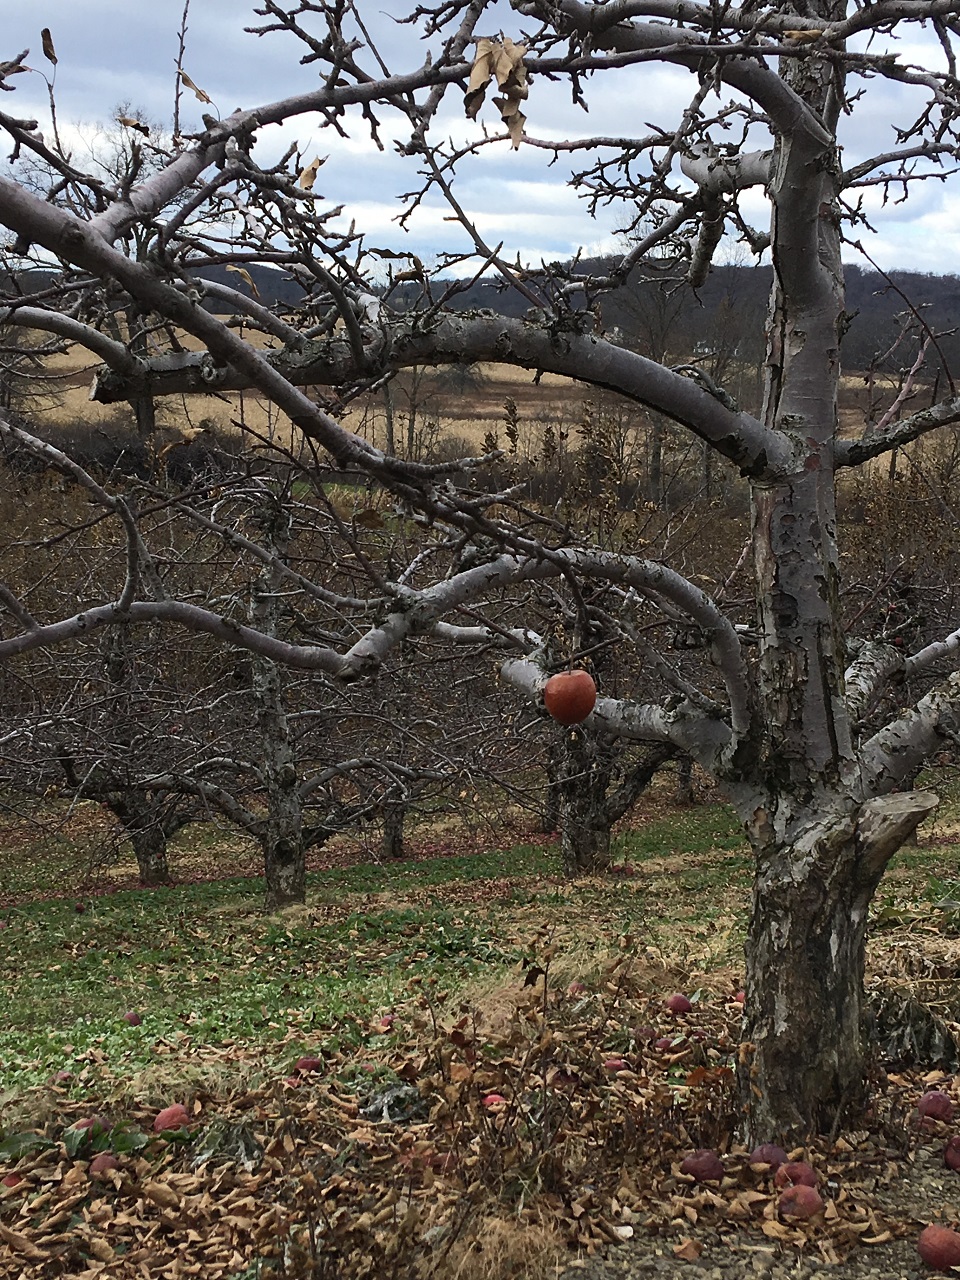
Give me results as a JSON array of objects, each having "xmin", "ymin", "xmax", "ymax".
[{"xmin": 4, "ymin": 1, "xmax": 960, "ymax": 1141}]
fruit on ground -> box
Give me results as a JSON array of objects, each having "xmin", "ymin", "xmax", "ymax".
[
  {"xmin": 666, "ymin": 994, "xmax": 693, "ymax": 1014},
  {"xmin": 482, "ymin": 1094, "xmax": 507, "ymax": 1108},
  {"xmin": 945, "ymin": 1137, "xmax": 960, "ymax": 1171},
  {"xmin": 293, "ymin": 1056, "xmax": 323, "ymax": 1074},
  {"xmin": 122, "ymin": 1011, "xmax": 142, "ymax": 1026},
  {"xmin": 1, "ymin": 1173, "xmax": 23, "ymax": 1188},
  {"xmin": 680, "ymin": 1149, "xmax": 724, "ymax": 1182},
  {"xmin": 153, "ymin": 1104, "xmax": 190, "ymax": 1133},
  {"xmin": 918, "ymin": 1223, "xmax": 960, "ymax": 1271},
  {"xmin": 89, "ymin": 1153, "xmax": 119, "ymax": 1177},
  {"xmin": 543, "ymin": 670, "xmax": 597, "ymax": 725},
  {"xmin": 749, "ymin": 1143, "xmax": 788, "ymax": 1170},
  {"xmin": 603, "ymin": 1058, "xmax": 628, "ymax": 1073},
  {"xmin": 779, "ymin": 1184, "xmax": 824, "ymax": 1219},
  {"xmin": 774, "ymin": 1161, "xmax": 818, "ymax": 1188},
  {"xmin": 74, "ymin": 1116, "xmax": 110, "ymax": 1137},
  {"xmin": 918, "ymin": 1091, "xmax": 955, "ymax": 1122}
]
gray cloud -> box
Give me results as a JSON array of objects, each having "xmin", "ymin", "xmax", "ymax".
[{"xmin": 2, "ymin": 2, "xmax": 957, "ymax": 272}]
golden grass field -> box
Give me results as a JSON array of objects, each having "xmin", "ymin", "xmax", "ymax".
[{"xmin": 33, "ymin": 330, "xmax": 898, "ymax": 468}]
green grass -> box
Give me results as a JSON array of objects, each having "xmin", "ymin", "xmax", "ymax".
[
  {"xmin": 4, "ymin": 783, "xmax": 956, "ymax": 1110},
  {"xmin": 0, "ymin": 843, "xmax": 559, "ymax": 1100}
]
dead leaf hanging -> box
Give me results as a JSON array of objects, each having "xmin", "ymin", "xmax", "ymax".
[
  {"xmin": 40, "ymin": 28, "xmax": 57, "ymax": 67},
  {"xmin": 226, "ymin": 264, "xmax": 261, "ymax": 298},
  {"xmin": 179, "ymin": 70, "xmax": 212, "ymax": 105},
  {"xmin": 465, "ymin": 36, "xmax": 528, "ymax": 149},
  {"xmin": 298, "ymin": 156, "xmax": 322, "ymax": 191},
  {"xmin": 117, "ymin": 115, "xmax": 150, "ymax": 136}
]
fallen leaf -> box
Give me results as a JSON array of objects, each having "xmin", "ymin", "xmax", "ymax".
[{"xmin": 673, "ymin": 1237, "xmax": 703, "ymax": 1261}]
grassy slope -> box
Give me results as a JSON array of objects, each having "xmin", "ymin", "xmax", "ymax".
[{"xmin": 3, "ymin": 785, "xmax": 956, "ymax": 1108}]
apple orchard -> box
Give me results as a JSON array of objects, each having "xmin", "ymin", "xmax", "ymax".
[{"xmin": 4, "ymin": 0, "xmax": 960, "ymax": 1155}]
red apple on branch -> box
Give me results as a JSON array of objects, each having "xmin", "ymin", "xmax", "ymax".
[{"xmin": 543, "ymin": 670, "xmax": 597, "ymax": 726}]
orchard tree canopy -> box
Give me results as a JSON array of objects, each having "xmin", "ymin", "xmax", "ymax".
[{"xmin": 3, "ymin": 0, "xmax": 960, "ymax": 1143}]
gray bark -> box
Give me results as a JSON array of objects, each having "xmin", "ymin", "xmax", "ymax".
[
  {"xmin": 556, "ymin": 727, "xmax": 617, "ymax": 875},
  {"xmin": 381, "ymin": 795, "xmax": 407, "ymax": 860},
  {"xmin": 250, "ymin": 501, "xmax": 306, "ymax": 911},
  {"xmin": 740, "ymin": 792, "xmax": 937, "ymax": 1143},
  {"xmin": 128, "ymin": 821, "xmax": 173, "ymax": 886}
]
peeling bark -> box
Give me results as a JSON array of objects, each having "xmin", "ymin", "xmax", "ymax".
[{"xmin": 741, "ymin": 792, "xmax": 937, "ymax": 1144}]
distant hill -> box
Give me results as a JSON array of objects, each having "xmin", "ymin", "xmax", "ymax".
[{"xmin": 9, "ymin": 259, "xmax": 960, "ymax": 375}]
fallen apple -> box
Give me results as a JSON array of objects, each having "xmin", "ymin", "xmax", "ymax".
[
  {"xmin": 918, "ymin": 1223, "xmax": 960, "ymax": 1271},
  {"xmin": 666, "ymin": 994, "xmax": 693, "ymax": 1014},
  {"xmin": 153, "ymin": 1103, "xmax": 190, "ymax": 1133},
  {"xmin": 774, "ymin": 1160, "xmax": 818, "ymax": 1189},
  {"xmin": 749, "ymin": 1143, "xmax": 788, "ymax": 1171},
  {"xmin": 918, "ymin": 1091, "xmax": 955, "ymax": 1123},
  {"xmin": 89, "ymin": 1153, "xmax": 119, "ymax": 1178},
  {"xmin": 779, "ymin": 1184, "xmax": 824, "ymax": 1219},
  {"xmin": 74, "ymin": 1116, "xmax": 110, "ymax": 1137},
  {"xmin": 122, "ymin": 1011, "xmax": 142, "ymax": 1027},
  {"xmin": 946, "ymin": 1137, "xmax": 960, "ymax": 1172},
  {"xmin": 566, "ymin": 980, "xmax": 588, "ymax": 997},
  {"xmin": 482, "ymin": 1093, "xmax": 507, "ymax": 1108},
  {"xmin": 543, "ymin": 670, "xmax": 597, "ymax": 726},
  {"xmin": 654, "ymin": 1036, "xmax": 680, "ymax": 1051},
  {"xmin": 293, "ymin": 1056, "xmax": 323, "ymax": 1074},
  {"xmin": 1, "ymin": 1172, "xmax": 23, "ymax": 1188},
  {"xmin": 680, "ymin": 1149, "xmax": 724, "ymax": 1182},
  {"xmin": 603, "ymin": 1057, "xmax": 629, "ymax": 1073}
]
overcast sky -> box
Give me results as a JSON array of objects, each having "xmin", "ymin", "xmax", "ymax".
[{"xmin": 3, "ymin": 1, "xmax": 959, "ymax": 275}]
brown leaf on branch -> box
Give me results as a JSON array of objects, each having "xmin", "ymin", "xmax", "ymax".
[
  {"xmin": 117, "ymin": 116, "xmax": 150, "ymax": 136},
  {"xmin": 179, "ymin": 70, "xmax": 212, "ymax": 104},
  {"xmin": 226, "ymin": 265, "xmax": 260, "ymax": 298},
  {"xmin": 298, "ymin": 156, "xmax": 322, "ymax": 191},
  {"xmin": 465, "ymin": 37, "xmax": 528, "ymax": 147},
  {"xmin": 465, "ymin": 38, "xmax": 496, "ymax": 120},
  {"xmin": 40, "ymin": 29, "xmax": 58, "ymax": 67}
]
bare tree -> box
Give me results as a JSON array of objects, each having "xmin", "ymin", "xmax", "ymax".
[{"xmin": 4, "ymin": 3, "xmax": 960, "ymax": 1143}]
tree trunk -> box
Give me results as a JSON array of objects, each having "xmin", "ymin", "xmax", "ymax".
[
  {"xmin": 675, "ymin": 756, "xmax": 695, "ymax": 805},
  {"xmin": 129, "ymin": 821, "xmax": 173, "ymax": 886},
  {"xmin": 250, "ymin": 500, "xmax": 307, "ymax": 909},
  {"xmin": 382, "ymin": 796, "xmax": 406, "ymax": 859},
  {"xmin": 541, "ymin": 737, "xmax": 561, "ymax": 833},
  {"xmin": 557, "ymin": 727, "xmax": 615, "ymax": 875},
  {"xmin": 648, "ymin": 415, "xmax": 664, "ymax": 506},
  {"xmin": 560, "ymin": 809, "xmax": 611, "ymax": 875},
  {"xmin": 741, "ymin": 792, "xmax": 937, "ymax": 1144},
  {"xmin": 262, "ymin": 827, "xmax": 306, "ymax": 910}
]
